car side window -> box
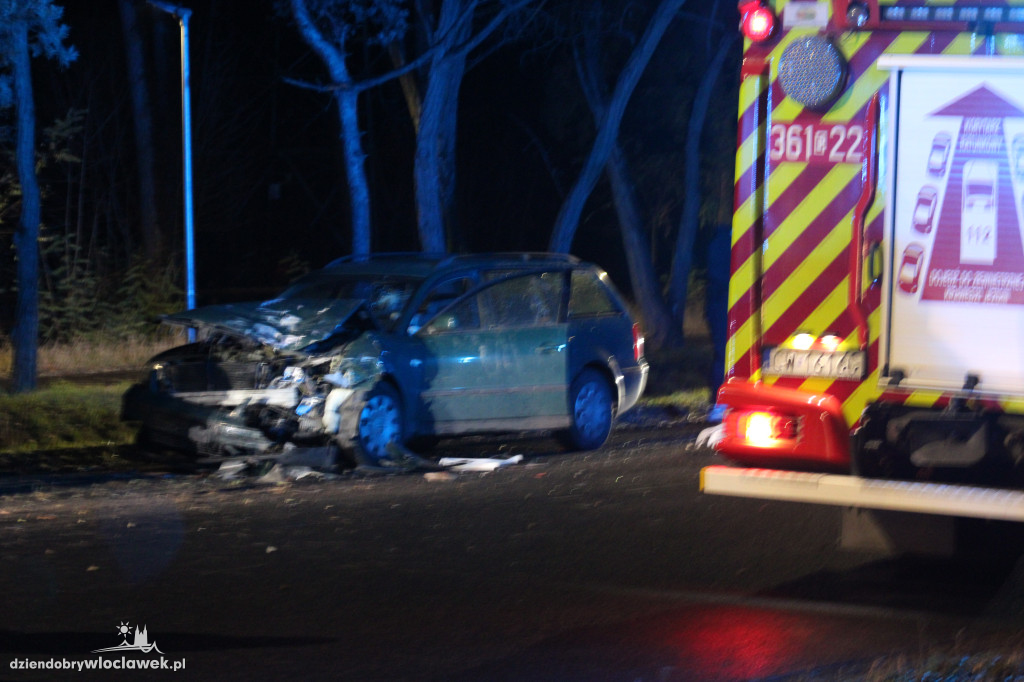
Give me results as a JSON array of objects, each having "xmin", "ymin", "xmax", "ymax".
[
  {"xmin": 569, "ymin": 269, "xmax": 621, "ymax": 317},
  {"xmin": 409, "ymin": 276, "xmax": 475, "ymax": 333},
  {"xmin": 479, "ymin": 272, "xmax": 564, "ymax": 328},
  {"xmin": 421, "ymin": 293, "xmax": 481, "ymax": 334}
]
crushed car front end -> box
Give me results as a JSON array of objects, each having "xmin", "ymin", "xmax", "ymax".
[{"xmin": 122, "ymin": 299, "xmax": 395, "ymax": 463}]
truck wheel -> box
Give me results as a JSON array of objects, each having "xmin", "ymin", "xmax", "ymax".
[
  {"xmin": 565, "ymin": 369, "xmax": 615, "ymax": 451},
  {"xmin": 351, "ymin": 383, "xmax": 404, "ymax": 467}
]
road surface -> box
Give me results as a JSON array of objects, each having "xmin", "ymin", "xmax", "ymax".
[{"xmin": 3, "ymin": 423, "xmax": 1024, "ymax": 680}]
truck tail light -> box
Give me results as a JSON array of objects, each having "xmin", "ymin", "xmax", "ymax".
[
  {"xmin": 633, "ymin": 323, "xmax": 645, "ymax": 362},
  {"xmin": 739, "ymin": 1, "xmax": 777, "ymax": 42},
  {"xmin": 738, "ymin": 411, "xmax": 800, "ymax": 448},
  {"xmin": 714, "ymin": 380, "xmax": 850, "ymax": 469}
]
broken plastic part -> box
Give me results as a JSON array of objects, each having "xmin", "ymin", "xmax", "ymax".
[{"xmin": 438, "ymin": 455, "xmax": 524, "ymax": 472}]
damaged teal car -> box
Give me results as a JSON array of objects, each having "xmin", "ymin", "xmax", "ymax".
[{"xmin": 122, "ymin": 253, "xmax": 649, "ymax": 467}]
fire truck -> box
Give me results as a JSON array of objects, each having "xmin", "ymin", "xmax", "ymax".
[{"xmin": 702, "ymin": 0, "xmax": 1024, "ymax": 544}]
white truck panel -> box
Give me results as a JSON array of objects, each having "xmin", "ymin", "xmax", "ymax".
[{"xmin": 879, "ymin": 57, "xmax": 1024, "ymax": 395}]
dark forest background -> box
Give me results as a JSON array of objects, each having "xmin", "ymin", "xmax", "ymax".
[{"xmin": 0, "ymin": 0, "xmax": 741, "ymax": 356}]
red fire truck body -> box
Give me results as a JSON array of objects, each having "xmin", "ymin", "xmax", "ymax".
[{"xmin": 715, "ymin": 0, "xmax": 1024, "ymax": 486}]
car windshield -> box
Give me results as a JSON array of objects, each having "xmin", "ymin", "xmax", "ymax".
[{"xmin": 270, "ymin": 273, "xmax": 424, "ymax": 326}]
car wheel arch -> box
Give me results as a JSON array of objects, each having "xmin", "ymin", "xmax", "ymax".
[
  {"xmin": 570, "ymin": 355, "xmax": 624, "ymax": 410},
  {"xmin": 335, "ymin": 375, "xmax": 411, "ymax": 439},
  {"xmin": 339, "ymin": 377, "xmax": 412, "ymax": 466}
]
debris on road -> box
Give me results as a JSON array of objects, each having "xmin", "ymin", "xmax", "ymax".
[
  {"xmin": 693, "ymin": 424, "xmax": 724, "ymax": 450},
  {"xmin": 213, "ymin": 444, "xmax": 344, "ymax": 483},
  {"xmin": 437, "ymin": 455, "xmax": 524, "ymax": 472},
  {"xmin": 211, "ymin": 445, "xmax": 526, "ymax": 482}
]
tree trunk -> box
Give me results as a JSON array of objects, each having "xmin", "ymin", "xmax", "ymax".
[
  {"xmin": 414, "ymin": 0, "xmax": 472, "ymax": 254},
  {"xmin": 573, "ymin": 10, "xmax": 678, "ymax": 350},
  {"xmin": 290, "ymin": 0, "xmax": 373, "ymax": 256},
  {"xmin": 11, "ymin": 19, "xmax": 39, "ymax": 393},
  {"xmin": 548, "ymin": 0, "xmax": 686, "ymax": 254},
  {"xmin": 667, "ymin": 32, "xmax": 737, "ymax": 328},
  {"xmin": 388, "ymin": 43, "xmax": 422, "ymax": 135},
  {"xmin": 119, "ymin": 0, "xmax": 162, "ymax": 262},
  {"xmin": 334, "ymin": 88, "xmax": 372, "ymax": 256},
  {"xmin": 606, "ymin": 147, "xmax": 679, "ymax": 350}
]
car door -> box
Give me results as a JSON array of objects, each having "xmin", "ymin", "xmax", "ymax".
[{"xmin": 416, "ymin": 271, "xmax": 569, "ymax": 432}]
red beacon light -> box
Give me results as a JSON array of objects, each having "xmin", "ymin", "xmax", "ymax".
[{"xmin": 739, "ymin": 1, "xmax": 777, "ymax": 42}]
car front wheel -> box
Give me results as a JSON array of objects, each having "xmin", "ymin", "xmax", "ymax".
[
  {"xmin": 566, "ymin": 369, "xmax": 615, "ymax": 451},
  {"xmin": 352, "ymin": 382, "xmax": 404, "ymax": 467}
]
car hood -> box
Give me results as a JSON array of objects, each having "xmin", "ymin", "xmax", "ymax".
[{"xmin": 163, "ymin": 298, "xmax": 368, "ymax": 353}]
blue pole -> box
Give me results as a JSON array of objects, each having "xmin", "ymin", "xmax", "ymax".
[
  {"xmin": 149, "ymin": 1, "xmax": 195, "ymax": 338},
  {"xmin": 179, "ymin": 9, "xmax": 195, "ymax": 316}
]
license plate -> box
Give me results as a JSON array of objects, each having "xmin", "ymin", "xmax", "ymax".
[{"xmin": 765, "ymin": 348, "xmax": 866, "ymax": 380}]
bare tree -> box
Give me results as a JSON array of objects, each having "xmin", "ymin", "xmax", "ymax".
[
  {"xmin": 547, "ymin": 0, "xmax": 685, "ymax": 254},
  {"xmin": 0, "ymin": 0, "xmax": 76, "ymax": 393},
  {"xmin": 291, "ymin": 0, "xmax": 540, "ymax": 255},
  {"xmin": 572, "ymin": 4, "xmax": 676, "ymax": 349},
  {"xmin": 288, "ymin": 0, "xmax": 408, "ymax": 256},
  {"xmin": 667, "ymin": 28, "xmax": 738, "ymax": 329},
  {"xmin": 119, "ymin": 0, "xmax": 161, "ymax": 262},
  {"xmin": 411, "ymin": 0, "xmax": 539, "ymax": 253}
]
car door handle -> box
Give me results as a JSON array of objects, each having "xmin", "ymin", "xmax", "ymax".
[{"xmin": 536, "ymin": 343, "xmax": 566, "ymax": 354}]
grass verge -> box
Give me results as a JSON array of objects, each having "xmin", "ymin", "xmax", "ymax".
[
  {"xmin": 0, "ymin": 335, "xmax": 181, "ymax": 378},
  {"xmin": 0, "ymin": 382, "xmax": 137, "ymax": 455}
]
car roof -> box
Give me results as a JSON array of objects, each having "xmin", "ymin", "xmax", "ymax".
[{"xmin": 321, "ymin": 252, "xmax": 585, "ymax": 278}]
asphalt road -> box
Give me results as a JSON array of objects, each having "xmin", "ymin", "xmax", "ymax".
[{"xmin": 3, "ymin": 423, "xmax": 1024, "ymax": 681}]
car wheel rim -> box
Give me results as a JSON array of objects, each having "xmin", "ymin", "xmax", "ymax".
[
  {"xmin": 360, "ymin": 394, "xmax": 400, "ymax": 460},
  {"xmin": 575, "ymin": 381, "xmax": 610, "ymax": 439}
]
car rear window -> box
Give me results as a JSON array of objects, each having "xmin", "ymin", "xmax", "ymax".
[{"xmin": 569, "ymin": 269, "xmax": 621, "ymax": 317}]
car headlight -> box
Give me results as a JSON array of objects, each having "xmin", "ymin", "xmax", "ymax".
[
  {"xmin": 149, "ymin": 363, "xmax": 169, "ymax": 392},
  {"xmin": 324, "ymin": 356, "xmax": 382, "ymax": 388}
]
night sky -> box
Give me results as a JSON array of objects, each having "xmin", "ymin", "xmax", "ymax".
[{"xmin": 4, "ymin": 1, "xmax": 739, "ymax": 313}]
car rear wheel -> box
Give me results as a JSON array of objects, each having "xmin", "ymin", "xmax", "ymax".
[
  {"xmin": 352, "ymin": 383, "xmax": 404, "ymax": 466},
  {"xmin": 566, "ymin": 368, "xmax": 615, "ymax": 451}
]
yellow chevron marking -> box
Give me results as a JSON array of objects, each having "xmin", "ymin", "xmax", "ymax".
[
  {"xmin": 839, "ymin": 368, "xmax": 882, "ymax": 426},
  {"xmin": 734, "ymin": 77, "xmax": 768, "ymax": 175},
  {"xmin": 728, "ymin": 209, "xmax": 851, "ymax": 375},
  {"xmin": 762, "ymin": 165, "xmax": 859, "ymax": 272},
  {"xmin": 733, "ymin": 120, "xmax": 766, "ymax": 195},
  {"xmin": 729, "ymin": 255, "xmax": 755, "ymax": 312},
  {"xmin": 941, "ymin": 32, "xmax": 989, "ymax": 56},
  {"xmin": 724, "ymin": 313, "xmax": 757, "ymax": 379},
  {"xmin": 839, "ymin": 307, "xmax": 886, "ymax": 423},
  {"xmin": 724, "ymin": 315, "xmax": 758, "ymax": 379},
  {"xmin": 798, "ymin": 279, "xmax": 849, "ymax": 343},
  {"xmin": 733, "ymin": 162, "xmax": 806, "ymax": 248},
  {"xmin": 903, "ymin": 391, "xmax": 942, "ymax": 408}
]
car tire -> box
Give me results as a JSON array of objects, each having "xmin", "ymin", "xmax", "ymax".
[
  {"xmin": 351, "ymin": 382, "xmax": 405, "ymax": 467},
  {"xmin": 566, "ymin": 368, "xmax": 615, "ymax": 451}
]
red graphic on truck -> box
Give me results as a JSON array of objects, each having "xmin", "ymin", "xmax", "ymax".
[{"xmin": 920, "ymin": 85, "xmax": 1024, "ymax": 305}]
